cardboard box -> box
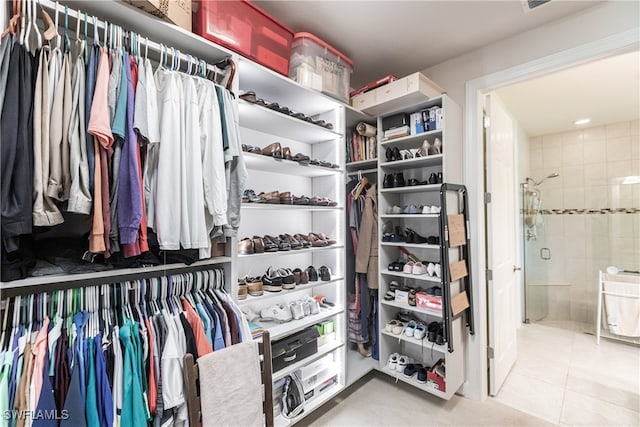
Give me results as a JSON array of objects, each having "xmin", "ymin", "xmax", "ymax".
[
  {"xmin": 395, "ymin": 289, "xmax": 409, "ymax": 305},
  {"xmin": 127, "ymin": 0, "xmax": 191, "ymax": 31},
  {"xmin": 416, "ymin": 292, "xmax": 442, "ymax": 310},
  {"xmin": 427, "ymin": 359, "xmax": 446, "ymax": 392},
  {"xmin": 315, "ymin": 320, "xmax": 334, "ymax": 336}
]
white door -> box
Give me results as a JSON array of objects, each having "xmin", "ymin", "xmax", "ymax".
[{"xmin": 485, "ymin": 94, "xmax": 518, "ymax": 396}]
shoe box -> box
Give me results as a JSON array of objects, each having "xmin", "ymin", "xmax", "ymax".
[
  {"xmin": 427, "ymin": 359, "xmax": 446, "ymax": 392},
  {"xmin": 294, "ymin": 354, "xmax": 337, "ymax": 399},
  {"xmin": 416, "ymin": 292, "xmax": 442, "ymax": 310},
  {"xmin": 272, "ymin": 326, "xmax": 320, "ymax": 372}
]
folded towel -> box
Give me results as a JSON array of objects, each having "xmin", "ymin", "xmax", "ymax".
[
  {"xmin": 604, "ymin": 278, "xmax": 640, "ymax": 337},
  {"xmin": 199, "ymin": 341, "xmax": 264, "ymax": 426}
]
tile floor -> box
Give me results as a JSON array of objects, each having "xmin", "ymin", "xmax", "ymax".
[
  {"xmin": 298, "ymin": 322, "xmax": 639, "ymax": 426},
  {"xmin": 493, "ymin": 322, "xmax": 640, "ymax": 426},
  {"xmin": 298, "ymin": 371, "xmax": 550, "ymax": 426}
]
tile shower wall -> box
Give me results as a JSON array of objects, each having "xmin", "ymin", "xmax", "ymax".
[{"xmin": 527, "ymin": 119, "xmax": 640, "ymax": 330}]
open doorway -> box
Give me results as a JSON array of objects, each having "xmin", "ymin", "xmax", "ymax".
[{"xmin": 483, "ymin": 50, "xmax": 640, "ymax": 424}]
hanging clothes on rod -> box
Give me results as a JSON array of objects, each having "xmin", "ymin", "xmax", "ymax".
[
  {"xmin": 0, "ymin": 268, "xmax": 251, "ymax": 427},
  {"xmin": 346, "ymin": 173, "xmax": 379, "ymax": 359},
  {"xmin": 0, "ymin": 1, "xmax": 246, "ymax": 282}
]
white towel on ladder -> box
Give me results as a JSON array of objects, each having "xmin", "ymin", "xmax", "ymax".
[
  {"xmin": 604, "ymin": 280, "xmax": 640, "ymax": 337},
  {"xmin": 198, "ymin": 341, "xmax": 264, "ymax": 427}
]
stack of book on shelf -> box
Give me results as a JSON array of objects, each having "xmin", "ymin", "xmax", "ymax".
[
  {"xmin": 348, "ymin": 130, "xmax": 377, "ymax": 163},
  {"xmin": 383, "ymin": 126, "xmax": 410, "ymax": 140}
]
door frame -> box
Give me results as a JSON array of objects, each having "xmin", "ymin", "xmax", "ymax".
[{"xmin": 462, "ymin": 28, "xmax": 639, "ymax": 401}]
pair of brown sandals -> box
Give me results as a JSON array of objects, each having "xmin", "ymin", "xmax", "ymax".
[{"xmin": 239, "ymin": 91, "xmax": 334, "ymax": 130}]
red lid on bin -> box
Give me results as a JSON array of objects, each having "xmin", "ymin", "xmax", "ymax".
[{"xmin": 293, "ymin": 32, "xmax": 354, "ymax": 69}]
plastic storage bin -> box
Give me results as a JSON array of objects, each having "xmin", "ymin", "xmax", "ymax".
[
  {"xmin": 289, "ymin": 32, "xmax": 353, "ymax": 103},
  {"xmin": 192, "ymin": 0, "xmax": 294, "ymax": 76}
]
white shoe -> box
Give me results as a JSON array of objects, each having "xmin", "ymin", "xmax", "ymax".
[
  {"xmin": 242, "ymin": 307, "xmax": 260, "ymax": 322},
  {"xmin": 290, "ymin": 301, "xmax": 305, "ymax": 320},
  {"xmin": 434, "ymin": 263, "xmax": 442, "ymax": 278},
  {"xmin": 412, "ymin": 262, "xmax": 427, "ymax": 275},
  {"xmin": 431, "ymin": 206, "xmax": 441, "ymax": 214},
  {"xmin": 387, "ymin": 352, "xmax": 400, "ymax": 370},
  {"xmin": 396, "ymin": 355, "xmax": 413, "ymax": 373},
  {"xmin": 260, "ymin": 304, "xmax": 293, "ymax": 323},
  {"xmin": 427, "ymin": 262, "xmax": 436, "ymax": 277}
]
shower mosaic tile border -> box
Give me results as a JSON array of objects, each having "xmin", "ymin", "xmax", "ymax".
[{"xmin": 539, "ymin": 208, "xmax": 639, "ymax": 215}]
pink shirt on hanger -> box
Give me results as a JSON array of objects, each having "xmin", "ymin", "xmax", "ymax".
[{"xmin": 87, "ymin": 48, "xmax": 114, "ymax": 254}]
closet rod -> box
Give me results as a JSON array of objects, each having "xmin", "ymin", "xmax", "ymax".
[
  {"xmin": 37, "ymin": 0, "xmax": 233, "ymax": 78},
  {"xmin": 0, "ymin": 257, "xmax": 232, "ymax": 298}
]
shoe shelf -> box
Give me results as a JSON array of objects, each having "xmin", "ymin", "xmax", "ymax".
[
  {"xmin": 380, "ymin": 330, "xmax": 447, "ymax": 354},
  {"xmin": 239, "ymin": 59, "xmax": 342, "ymax": 117},
  {"xmin": 0, "ymin": 256, "xmax": 232, "ymax": 297},
  {"xmin": 241, "ymin": 203, "xmax": 343, "ymax": 212},
  {"xmin": 380, "ymin": 214, "xmax": 439, "ymax": 219},
  {"xmin": 346, "ymin": 158, "xmax": 378, "ymax": 169},
  {"xmin": 238, "ymin": 276, "xmax": 345, "ymax": 306},
  {"xmin": 238, "ymin": 245, "xmax": 345, "ymax": 258},
  {"xmin": 274, "ymin": 382, "xmax": 345, "ymax": 427},
  {"xmin": 381, "ymin": 270, "xmax": 441, "ymax": 283},
  {"xmin": 257, "ymin": 306, "xmax": 344, "ymax": 341},
  {"xmin": 381, "ymin": 299, "xmax": 442, "ymax": 318},
  {"xmin": 380, "ymin": 242, "xmax": 440, "ymax": 250},
  {"xmin": 379, "ymin": 154, "xmax": 443, "ymax": 170},
  {"xmin": 379, "ymin": 366, "xmax": 448, "ymax": 399},
  {"xmin": 272, "ymin": 340, "xmax": 345, "ymax": 382},
  {"xmin": 243, "ymin": 153, "xmax": 344, "ymax": 177},
  {"xmin": 239, "ymin": 101, "xmax": 342, "ymax": 144},
  {"xmin": 379, "ymin": 183, "xmax": 441, "ymax": 194},
  {"xmin": 380, "ymin": 129, "xmax": 443, "ymax": 148}
]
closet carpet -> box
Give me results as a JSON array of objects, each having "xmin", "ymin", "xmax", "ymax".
[{"xmin": 298, "ymin": 372, "xmax": 550, "ymax": 426}]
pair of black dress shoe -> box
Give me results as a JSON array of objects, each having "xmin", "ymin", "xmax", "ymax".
[{"xmin": 383, "ymin": 173, "xmax": 405, "ymax": 188}]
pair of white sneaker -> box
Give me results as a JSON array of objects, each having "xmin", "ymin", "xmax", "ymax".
[
  {"xmin": 423, "ymin": 205, "xmax": 441, "ymax": 214},
  {"xmin": 387, "ymin": 353, "xmax": 414, "ymax": 373},
  {"xmin": 256, "ymin": 296, "xmax": 321, "ymax": 323}
]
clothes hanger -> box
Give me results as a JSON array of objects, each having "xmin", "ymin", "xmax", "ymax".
[
  {"xmin": 39, "ymin": 0, "xmax": 56, "ymax": 43},
  {"xmin": 83, "ymin": 12, "xmax": 88, "ymax": 61},
  {"xmin": 63, "ymin": 4, "xmax": 70, "ymax": 53},
  {"xmin": 1, "ymin": 0, "xmax": 21, "ymax": 39},
  {"xmin": 20, "ymin": 0, "xmax": 29, "ymax": 49}
]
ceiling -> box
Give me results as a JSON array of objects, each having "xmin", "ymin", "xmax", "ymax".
[
  {"xmin": 254, "ymin": 0, "xmax": 601, "ymax": 89},
  {"xmin": 495, "ymin": 50, "xmax": 640, "ymax": 136}
]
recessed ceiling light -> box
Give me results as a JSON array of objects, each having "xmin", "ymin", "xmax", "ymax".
[
  {"xmin": 574, "ymin": 118, "xmax": 591, "ymax": 125},
  {"xmin": 622, "ymin": 176, "xmax": 640, "ymax": 185}
]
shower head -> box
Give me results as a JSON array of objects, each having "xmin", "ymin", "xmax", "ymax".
[{"xmin": 526, "ymin": 172, "xmax": 560, "ymax": 186}]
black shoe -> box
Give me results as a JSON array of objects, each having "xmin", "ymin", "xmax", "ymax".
[
  {"xmin": 437, "ymin": 172, "xmax": 443, "ymax": 184},
  {"xmin": 428, "ymin": 173, "xmax": 438, "ymax": 184},
  {"xmin": 306, "ymin": 266, "xmax": 319, "ymax": 281},
  {"xmin": 392, "ymin": 147, "xmax": 401, "ymax": 162},
  {"xmin": 405, "ymin": 228, "xmax": 428, "ymax": 244},
  {"xmin": 386, "ymin": 147, "xmax": 394, "ymax": 162},
  {"xmin": 383, "ymin": 174, "xmax": 394, "ymax": 188},
  {"xmin": 393, "ymin": 173, "xmax": 405, "ymax": 187},
  {"xmin": 318, "ymin": 265, "xmax": 331, "ymax": 281}
]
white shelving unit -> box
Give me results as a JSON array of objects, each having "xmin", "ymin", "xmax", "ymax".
[
  {"xmin": 235, "ymin": 59, "xmax": 347, "ymax": 424},
  {"xmin": 376, "ymin": 93, "xmax": 466, "ymax": 400}
]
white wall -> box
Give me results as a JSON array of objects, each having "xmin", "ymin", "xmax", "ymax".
[
  {"xmin": 420, "ymin": 1, "xmax": 640, "ymax": 400},
  {"xmin": 423, "ymin": 2, "xmax": 640, "ymax": 110}
]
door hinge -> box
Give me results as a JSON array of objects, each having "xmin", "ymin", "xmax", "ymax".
[
  {"xmin": 484, "ymin": 116, "xmax": 491, "ymax": 128},
  {"xmin": 487, "ymin": 347, "xmax": 495, "ymax": 359},
  {"xmin": 484, "ymin": 192, "xmax": 492, "ymax": 204},
  {"xmin": 486, "ymin": 269, "xmax": 493, "ymax": 280}
]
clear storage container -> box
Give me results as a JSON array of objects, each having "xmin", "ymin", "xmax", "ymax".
[{"xmin": 289, "ymin": 32, "xmax": 354, "ymax": 103}]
